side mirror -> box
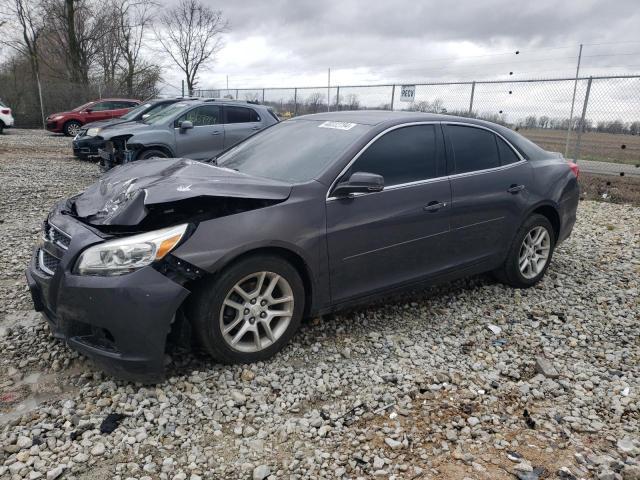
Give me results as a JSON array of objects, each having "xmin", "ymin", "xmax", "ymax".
[
  {"xmin": 85, "ymin": 108, "xmax": 93, "ymax": 113},
  {"xmin": 179, "ymin": 120, "xmax": 193, "ymax": 131},
  {"xmin": 141, "ymin": 113, "xmax": 150, "ymax": 120},
  {"xmin": 332, "ymin": 171, "xmax": 384, "ymax": 198}
]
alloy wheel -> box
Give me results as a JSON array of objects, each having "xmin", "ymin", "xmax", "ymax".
[
  {"xmin": 219, "ymin": 271, "xmax": 294, "ymax": 353},
  {"xmin": 518, "ymin": 226, "xmax": 551, "ymax": 279}
]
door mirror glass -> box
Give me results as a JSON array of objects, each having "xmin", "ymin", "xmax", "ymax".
[
  {"xmin": 332, "ymin": 171, "xmax": 384, "ymax": 197},
  {"xmin": 141, "ymin": 113, "xmax": 150, "ymax": 120},
  {"xmin": 179, "ymin": 120, "xmax": 193, "ymax": 130}
]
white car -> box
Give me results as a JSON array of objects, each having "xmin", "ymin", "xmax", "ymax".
[{"xmin": 0, "ymin": 100, "xmax": 15, "ymax": 134}]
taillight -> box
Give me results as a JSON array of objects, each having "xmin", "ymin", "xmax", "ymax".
[
  {"xmin": 1, "ymin": 109, "xmax": 9, "ymax": 115},
  {"xmin": 568, "ymin": 161, "xmax": 579, "ymax": 178}
]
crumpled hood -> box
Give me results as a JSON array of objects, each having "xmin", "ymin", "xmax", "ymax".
[{"xmin": 72, "ymin": 157, "xmax": 292, "ymax": 226}]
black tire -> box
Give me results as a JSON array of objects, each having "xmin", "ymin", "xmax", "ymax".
[
  {"xmin": 136, "ymin": 148, "xmax": 169, "ymax": 160},
  {"xmin": 63, "ymin": 120, "xmax": 82, "ymax": 137},
  {"xmin": 191, "ymin": 254, "xmax": 305, "ymax": 364},
  {"xmin": 494, "ymin": 214, "xmax": 556, "ymax": 288},
  {"xmin": 0, "ymin": 121, "xmax": 4, "ymax": 134}
]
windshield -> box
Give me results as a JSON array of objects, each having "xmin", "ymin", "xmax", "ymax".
[
  {"xmin": 120, "ymin": 102, "xmax": 152, "ymax": 120},
  {"xmin": 72, "ymin": 102, "xmax": 93, "ymax": 112},
  {"xmin": 216, "ymin": 120, "xmax": 369, "ymax": 182},
  {"xmin": 143, "ymin": 102, "xmax": 192, "ymax": 125}
]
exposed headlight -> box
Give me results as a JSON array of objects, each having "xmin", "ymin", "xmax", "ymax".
[
  {"xmin": 86, "ymin": 128, "xmax": 101, "ymax": 137},
  {"xmin": 75, "ymin": 224, "xmax": 188, "ymax": 276}
]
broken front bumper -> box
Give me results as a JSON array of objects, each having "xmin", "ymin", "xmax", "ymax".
[{"xmin": 25, "ymin": 208, "xmax": 189, "ymax": 382}]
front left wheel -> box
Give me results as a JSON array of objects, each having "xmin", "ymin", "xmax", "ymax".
[{"xmin": 191, "ymin": 254, "xmax": 305, "ymax": 364}]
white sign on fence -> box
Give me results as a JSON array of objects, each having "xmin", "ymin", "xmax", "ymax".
[{"xmin": 400, "ymin": 85, "xmax": 416, "ymax": 102}]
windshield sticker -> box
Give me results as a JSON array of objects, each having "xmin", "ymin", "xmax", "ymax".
[{"xmin": 318, "ymin": 121, "xmax": 357, "ymax": 130}]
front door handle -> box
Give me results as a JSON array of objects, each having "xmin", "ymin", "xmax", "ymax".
[
  {"xmin": 423, "ymin": 201, "xmax": 446, "ymax": 212},
  {"xmin": 211, "ymin": 130, "xmax": 222, "ymax": 135},
  {"xmin": 507, "ymin": 184, "xmax": 525, "ymax": 194}
]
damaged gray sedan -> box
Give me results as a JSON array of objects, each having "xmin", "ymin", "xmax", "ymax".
[{"xmin": 26, "ymin": 111, "xmax": 579, "ymax": 381}]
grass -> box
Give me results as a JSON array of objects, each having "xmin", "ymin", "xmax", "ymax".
[{"xmin": 518, "ymin": 128, "xmax": 640, "ymax": 165}]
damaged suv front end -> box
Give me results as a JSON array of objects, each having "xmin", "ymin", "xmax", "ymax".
[{"xmin": 26, "ymin": 158, "xmax": 293, "ymax": 382}]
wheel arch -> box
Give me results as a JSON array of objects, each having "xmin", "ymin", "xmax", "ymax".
[
  {"xmin": 132, "ymin": 143, "xmax": 175, "ymax": 159},
  {"xmin": 184, "ymin": 245, "xmax": 317, "ymax": 319},
  {"xmin": 527, "ymin": 202, "xmax": 561, "ymax": 241}
]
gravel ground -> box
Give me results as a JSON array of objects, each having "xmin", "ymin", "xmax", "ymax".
[{"xmin": 0, "ymin": 129, "xmax": 639, "ymax": 480}]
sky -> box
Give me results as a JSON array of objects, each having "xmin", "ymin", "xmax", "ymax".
[{"xmin": 159, "ymin": 0, "xmax": 640, "ymax": 92}]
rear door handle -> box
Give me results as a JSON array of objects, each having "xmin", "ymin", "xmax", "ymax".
[
  {"xmin": 507, "ymin": 184, "xmax": 525, "ymax": 194},
  {"xmin": 211, "ymin": 130, "xmax": 222, "ymax": 135},
  {"xmin": 251, "ymin": 126, "xmax": 262, "ymax": 131},
  {"xmin": 423, "ymin": 201, "xmax": 446, "ymax": 212}
]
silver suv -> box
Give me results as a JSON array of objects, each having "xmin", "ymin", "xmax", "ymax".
[{"xmin": 97, "ymin": 99, "xmax": 279, "ymax": 169}]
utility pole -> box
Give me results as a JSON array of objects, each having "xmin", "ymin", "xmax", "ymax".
[
  {"xmin": 564, "ymin": 43, "xmax": 583, "ymax": 157},
  {"xmin": 327, "ymin": 68, "xmax": 331, "ymax": 112},
  {"xmin": 181, "ymin": 79, "xmax": 185, "ymax": 97}
]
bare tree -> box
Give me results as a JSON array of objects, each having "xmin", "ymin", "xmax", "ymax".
[
  {"xmin": 1, "ymin": 0, "xmax": 46, "ymax": 127},
  {"xmin": 155, "ymin": 0, "xmax": 228, "ymax": 93},
  {"xmin": 114, "ymin": 0, "xmax": 156, "ymax": 96}
]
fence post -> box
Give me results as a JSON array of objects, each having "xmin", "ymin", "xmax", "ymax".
[
  {"xmin": 293, "ymin": 88, "xmax": 298, "ymax": 116},
  {"xmin": 573, "ymin": 76, "xmax": 593, "ymax": 163},
  {"xmin": 390, "ymin": 85, "xmax": 395, "ymax": 111},
  {"xmin": 469, "ymin": 81, "xmax": 476, "ymax": 114},
  {"xmin": 235, "ymin": 89, "xmax": 239, "ymax": 100},
  {"xmin": 336, "ymin": 86, "xmax": 340, "ymax": 110},
  {"xmin": 262, "ymin": 88, "xmax": 265, "ymax": 103}
]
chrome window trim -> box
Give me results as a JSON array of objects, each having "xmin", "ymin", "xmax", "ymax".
[
  {"xmin": 444, "ymin": 121, "xmax": 525, "ymax": 164},
  {"xmin": 326, "ymin": 121, "xmax": 441, "ymax": 201},
  {"xmin": 326, "ymin": 120, "xmax": 527, "ymax": 202}
]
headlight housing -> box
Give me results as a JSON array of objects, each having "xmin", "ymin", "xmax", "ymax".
[
  {"xmin": 86, "ymin": 127, "xmax": 101, "ymax": 137},
  {"xmin": 52, "ymin": 115, "xmax": 64, "ymax": 120},
  {"xmin": 75, "ymin": 224, "xmax": 188, "ymax": 276}
]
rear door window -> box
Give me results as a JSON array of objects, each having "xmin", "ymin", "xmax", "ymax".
[
  {"xmin": 347, "ymin": 125, "xmax": 439, "ymax": 186},
  {"xmin": 496, "ymin": 136, "xmax": 521, "ymax": 165},
  {"xmin": 447, "ymin": 125, "xmax": 500, "ymax": 174},
  {"xmin": 225, "ymin": 106, "xmax": 260, "ymax": 123},
  {"xmin": 176, "ymin": 105, "xmax": 221, "ymax": 126}
]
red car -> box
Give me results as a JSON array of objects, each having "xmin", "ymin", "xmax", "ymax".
[{"xmin": 46, "ymin": 98, "xmax": 140, "ymax": 136}]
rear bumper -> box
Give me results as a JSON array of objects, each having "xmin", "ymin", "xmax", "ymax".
[
  {"xmin": 25, "ymin": 208, "xmax": 190, "ymax": 382},
  {"xmin": 1, "ymin": 116, "xmax": 14, "ymax": 127},
  {"xmin": 557, "ymin": 182, "xmax": 580, "ymax": 244}
]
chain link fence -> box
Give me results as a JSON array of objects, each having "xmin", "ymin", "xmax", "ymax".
[{"xmin": 194, "ymin": 75, "xmax": 640, "ymax": 173}]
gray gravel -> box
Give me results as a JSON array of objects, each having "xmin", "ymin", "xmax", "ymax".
[{"xmin": 0, "ymin": 129, "xmax": 639, "ymax": 480}]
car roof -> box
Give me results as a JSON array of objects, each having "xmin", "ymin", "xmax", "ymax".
[
  {"xmin": 297, "ymin": 110, "xmax": 549, "ymax": 160},
  {"xmin": 94, "ymin": 98, "xmax": 141, "ymax": 102}
]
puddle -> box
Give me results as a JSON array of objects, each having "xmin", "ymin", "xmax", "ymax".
[
  {"xmin": 0, "ymin": 370, "xmax": 79, "ymax": 426},
  {"xmin": 0, "ymin": 310, "xmax": 42, "ymax": 336}
]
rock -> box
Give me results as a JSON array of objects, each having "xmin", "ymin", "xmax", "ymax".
[
  {"xmin": 385, "ymin": 437, "xmax": 402, "ymax": 450},
  {"xmin": 91, "ymin": 442, "xmax": 106, "ymax": 456},
  {"xmin": 241, "ymin": 369, "xmax": 255, "ymax": 382},
  {"xmin": 231, "ymin": 390, "xmax": 247, "ymax": 405},
  {"xmin": 373, "ymin": 456, "xmax": 385, "ymax": 469},
  {"xmin": 467, "ymin": 417, "xmax": 480, "ymax": 427},
  {"xmin": 46, "ymin": 466, "xmax": 65, "ymax": 480},
  {"xmin": 16, "ymin": 435, "xmax": 32, "ymax": 449},
  {"xmin": 253, "ymin": 464, "xmax": 271, "ymax": 480},
  {"xmin": 486, "ymin": 324, "xmax": 502, "ymax": 335},
  {"xmin": 618, "ymin": 437, "xmax": 639, "ymax": 456},
  {"xmin": 623, "ymin": 465, "xmax": 640, "ymax": 480},
  {"xmin": 535, "ymin": 356, "xmax": 559, "ymax": 378}
]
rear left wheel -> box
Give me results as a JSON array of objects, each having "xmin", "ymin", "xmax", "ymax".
[
  {"xmin": 191, "ymin": 254, "xmax": 305, "ymax": 364},
  {"xmin": 495, "ymin": 214, "xmax": 555, "ymax": 288}
]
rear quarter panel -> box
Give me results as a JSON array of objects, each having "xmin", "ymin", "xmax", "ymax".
[{"xmin": 526, "ymin": 157, "xmax": 580, "ymax": 242}]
